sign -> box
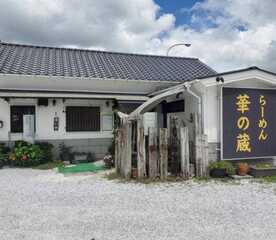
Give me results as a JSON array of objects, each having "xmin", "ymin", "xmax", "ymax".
[
  {"xmin": 222, "ymin": 87, "xmax": 276, "ymax": 160},
  {"xmin": 102, "ymin": 114, "xmax": 113, "ymax": 131},
  {"xmin": 143, "ymin": 112, "xmax": 158, "ymax": 135},
  {"xmin": 23, "ymin": 115, "xmax": 35, "ymax": 143}
]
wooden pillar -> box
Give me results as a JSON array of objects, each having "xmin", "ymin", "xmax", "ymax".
[
  {"xmin": 202, "ymin": 134, "xmax": 209, "ymax": 177},
  {"xmin": 149, "ymin": 127, "xmax": 158, "ymax": 178},
  {"xmin": 159, "ymin": 128, "xmax": 168, "ymax": 180},
  {"xmin": 194, "ymin": 112, "xmax": 209, "ymax": 177},
  {"xmin": 124, "ymin": 122, "xmax": 132, "ymax": 179},
  {"xmin": 137, "ymin": 117, "xmax": 146, "ymax": 178},
  {"xmin": 180, "ymin": 127, "xmax": 190, "ymax": 179},
  {"xmin": 194, "ymin": 112, "xmax": 203, "ymax": 177}
]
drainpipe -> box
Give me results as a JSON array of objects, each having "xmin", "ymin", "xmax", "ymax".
[{"xmin": 184, "ymin": 82, "xmax": 204, "ymax": 134}]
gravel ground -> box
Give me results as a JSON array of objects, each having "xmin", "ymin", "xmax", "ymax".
[{"xmin": 1, "ymin": 168, "xmax": 276, "ymax": 240}]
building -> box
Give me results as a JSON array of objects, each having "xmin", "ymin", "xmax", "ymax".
[
  {"xmin": 131, "ymin": 66, "xmax": 276, "ymax": 164},
  {"xmin": 0, "ymin": 42, "xmax": 215, "ymax": 158}
]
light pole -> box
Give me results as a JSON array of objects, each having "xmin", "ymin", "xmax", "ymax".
[{"xmin": 166, "ymin": 43, "xmax": 191, "ymax": 56}]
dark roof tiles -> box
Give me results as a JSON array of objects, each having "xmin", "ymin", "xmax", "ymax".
[{"xmin": 0, "ymin": 42, "xmax": 216, "ymax": 81}]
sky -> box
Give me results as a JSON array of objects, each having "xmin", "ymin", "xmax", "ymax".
[{"xmin": 0, "ymin": 0, "xmax": 276, "ymax": 73}]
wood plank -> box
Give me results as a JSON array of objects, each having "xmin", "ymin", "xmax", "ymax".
[
  {"xmin": 180, "ymin": 127, "xmax": 190, "ymax": 179},
  {"xmin": 137, "ymin": 118, "xmax": 146, "ymax": 178},
  {"xmin": 149, "ymin": 127, "xmax": 158, "ymax": 178},
  {"xmin": 124, "ymin": 122, "xmax": 132, "ymax": 179},
  {"xmin": 159, "ymin": 128, "xmax": 168, "ymax": 180},
  {"xmin": 202, "ymin": 134, "xmax": 209, "ymax": 177}
]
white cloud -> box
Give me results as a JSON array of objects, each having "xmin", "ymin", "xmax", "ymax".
[{"xmin": 1, "ymin": 0, "xmax": 276, "ymax": 73}]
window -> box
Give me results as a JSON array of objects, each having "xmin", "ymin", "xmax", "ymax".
[
  {"xmin": 66, "ymin": 106, "xmax": 100, "ymax": 132},
  {"xmin": 10, "ymin": 106, "xmax": 35, "ymax": 133}
]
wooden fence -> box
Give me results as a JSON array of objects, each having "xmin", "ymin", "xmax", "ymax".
[{"xmin": 115, "ymin": 113, "xmax": 209, "ymax": 179}]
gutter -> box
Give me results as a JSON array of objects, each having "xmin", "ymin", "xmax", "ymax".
[{"xmin": 184, "ymin": 81, "xmax": 204, "ymax": 134}]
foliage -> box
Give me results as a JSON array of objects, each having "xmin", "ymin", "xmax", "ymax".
[
  {"xmin": 0, "ymin": 143, "xmax": 9, "ymax": 168},
  {"xmin": 260, "ymin": 176, "xmax": 276, "ymax": 183},
  {"xmin": 9, "ymin": 141, "xmax": 43, "ymax": 167},
  {"xmin": 103, "ymin": 154, "xmax": 114, "ymax": 169},
  {"xmin": 86, "ymin": 152, "xmax": 96, "ymax": 162},
  {"xmin": 59, "ymin": 143, "xmax": 73, "ymax": 162},
  {"xmin": 256, "ymin": 163, "xmax": 273, "ymax": 169},
  {"xmin": 33, "ymin": 160, "xmax": 64, "ymax": 170},
  {"xmin": 208, "ymin": 161, "xmax": 236, "ymax": 176},
  {"xmin": 35, "ymin": 142, "xmax": 54, "ymax": 163}
]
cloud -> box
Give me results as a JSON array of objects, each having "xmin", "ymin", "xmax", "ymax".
[
  {"xmin": 0, "ymin": 0, "xmax": 276, "ymax": 73},
  {"xmin": 0, "ymin": 0, "xmax": 175, "ymax": 52}
]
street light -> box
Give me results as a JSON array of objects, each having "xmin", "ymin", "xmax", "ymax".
[{"xmin": 166, "ymin": 43, "xmax": 191, "ymax": 56}]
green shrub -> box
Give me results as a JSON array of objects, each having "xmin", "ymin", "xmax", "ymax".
[
  {"xmin": 0, "ymin": 143, "xmax": 9, "ymax": 168},
  {"xmin": 86, "ymin": 152, "xmax": 96, "ymax": 162},
  {"xmin": 35, "ymin": 142, "xmax": 54, "ymax": 163},
  {"xmin": 59, "ymin": 143, "xmax": 73, "ymax": 162},
  {"xmin": 256, "ymin": 163, "xmax": 273, "ymax": 169},
  {"xmin": 208, "ymin": 161, "xmax": 236, "ymax": 176},
  {"xmin": 9, "ymin": 141, "xmax": 43, "ymax": 167}
]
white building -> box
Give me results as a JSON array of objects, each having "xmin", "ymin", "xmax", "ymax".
[
  {"xmin": 0, "ymin": 42, "xmax": 215, "ymax": 158},
  {"xmin": 132, "ymin": 66, "xmax": 276, "ymax": 164}
]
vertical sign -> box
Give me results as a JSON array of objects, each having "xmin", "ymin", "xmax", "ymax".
[{"xmin": 222, "ymin": 87, "xmax": 276, "ymax": 160}]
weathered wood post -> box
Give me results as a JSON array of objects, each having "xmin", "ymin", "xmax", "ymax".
[
  {"xmin": 149, "ymin": 127, "xmax": 158, "ymax": 178},
  {"xmin": 180, "ymin": 127, "xmax": 190, "ymax": 179},
  {"xmin": 194, "ymin": 112, "xmax": 209, "ymax": 177},
  {"xmin": 159, "ymin": 128, "xmax": 168, "ymax": 180},
  {"xmin": 137, "ymin": 116, "xmax": 146, "ymax": 178},
  {"xmin": 123, "ymin": 121, "xmax": 132, "ymax": 179},
  {"xmin": 194, "ymin": 112, "xmax": 203, "ymax": 177},
  {"xmin": 202, "ymin": 134, "xmax": 209, "ymax": 177}
]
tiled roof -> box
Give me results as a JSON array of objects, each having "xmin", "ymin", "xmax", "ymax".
[{"xmin": 0, "ymin": 42, "xmax": 216, "ymax": 82}]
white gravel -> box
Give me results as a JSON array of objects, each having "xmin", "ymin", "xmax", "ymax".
[{"xmin": 1, "ymin": 168, "xmax": 276, "ymax": 240}]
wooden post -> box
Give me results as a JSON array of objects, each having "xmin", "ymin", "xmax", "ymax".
[
  {"xmin": 124, "ymin": 122, "xmax": 132, "ymax": 179},
  {"xmin": 194, "ymin": 112, "xmax": 203, "ymax": 177},
  {"xmin": 202, "ymin": 134, "xmax": 209, "ymax": 177},
  {"xmin": 149, "ymin": 127, "xmax": 158, "ymax": 178},
  {"xmin": 159, "ymin": 128, "xmax": 168, "ymax": 180},
  {"xmin": 137, "ymin": 117, "xmax": 146, "ymax": 178},
  {"xmin": 180, "ymin": 127, "xmax": 190, "ymax": 179}
]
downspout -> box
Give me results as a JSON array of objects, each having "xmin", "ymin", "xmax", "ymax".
[{"xmin": 184, "ymin": 81, "xmax": 204, "ymax": 134}]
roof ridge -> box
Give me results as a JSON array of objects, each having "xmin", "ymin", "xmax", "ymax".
[{"xmin": 0, "ymin": 41, "xmax": 199, "ymax": 60}]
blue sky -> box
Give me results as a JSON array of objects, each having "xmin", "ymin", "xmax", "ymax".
[{"xmin": 155, "ymin": 0, "xmax": 202, "ymax": 26}]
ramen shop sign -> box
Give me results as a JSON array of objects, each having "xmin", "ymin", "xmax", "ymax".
[{"xmin": 222, "ymin": 87, "xmax": 276, "ymax": 160}]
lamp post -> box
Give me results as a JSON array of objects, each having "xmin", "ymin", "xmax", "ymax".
[{"xmin": 166, "ymin": 43, "xmax": 191, "ymax": 56}]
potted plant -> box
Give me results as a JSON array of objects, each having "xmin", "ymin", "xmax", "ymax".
[
  {"xmin": 237, "ymin": 162, "xmax": 249, "ymax": 176},
  {"xmin": 208, "ymin": 161, "xmax": 235, "ymax": 178}
]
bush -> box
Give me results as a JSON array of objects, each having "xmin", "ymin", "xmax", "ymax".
[
  {"xmin": 0, "ymin": 143, "xmax": 9, "ymax": 168},
  {"xmin": 86, "ymin": 152, "xmax": 96, "ymax": 162},
  {"xmin": 208, "ymin": 160, "xmax": 235, "ymax": 176},
  {"xmin": 59, "ymin": 143, "xmax": 73, "ymax": 162},
  {"xmin": 9, "ymin": 141, "xmax": 43, "ymax": 167},
  {"xmin": 35, "ymin": 142, "xmax": 54, "ymax": 163}
]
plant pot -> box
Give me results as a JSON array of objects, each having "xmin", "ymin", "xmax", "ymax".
[
  {"xmin": 237, "ymin": 163, "xmax": 249, "ymax": 176},
  {"xmin": 132, "ymin": 168, "xmax": 138, "ymax": 179},
  {"xmin": 210, "ymin": 168, "xmax": 228, "ymax": 178}
]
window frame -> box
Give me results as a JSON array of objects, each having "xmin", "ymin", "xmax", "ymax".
[
  {"xmin": 10, "ymin": 105, "xmax": 36, "ymax": 133},
  {"xmin": 65, "ymin": 106, "xmax": 101, "ymax": 132}
]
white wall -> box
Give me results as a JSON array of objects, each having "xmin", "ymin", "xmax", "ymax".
[
  {"xmin": 0, "ymin": 74, "xmax": 177, "ymax": 96},
  {"xmin": 0, "ymin": 98, "xmax": 113, "ymax": 142}
]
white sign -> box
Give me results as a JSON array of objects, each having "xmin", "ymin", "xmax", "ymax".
[
  {"xmin": 102, "ymin": 114, "xmax": 113, "ymax": 131},
  {"xmin": 143, "ymin": 112, "xmax": 157, "ymax": 135},
  {"xmin": 23, "ymin": 115, "xmax": 35, "ymax": 143}
]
